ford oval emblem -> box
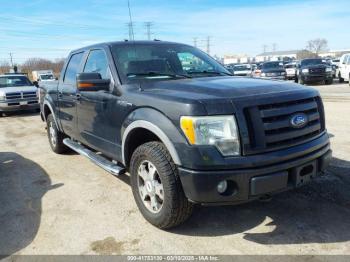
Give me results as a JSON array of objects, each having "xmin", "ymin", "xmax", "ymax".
[{"xmin": 290, "ymin": 113, "xmax": 308, "ymax": 128}]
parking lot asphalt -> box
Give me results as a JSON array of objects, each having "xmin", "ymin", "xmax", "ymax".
[{"xmin": 0, "ymin": 82, "xmax": 349, "ymax": 256}]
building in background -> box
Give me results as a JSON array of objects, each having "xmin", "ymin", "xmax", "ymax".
[{"xmin": 255, "ymin": 50, "xmax": 300, "ymax": 62}]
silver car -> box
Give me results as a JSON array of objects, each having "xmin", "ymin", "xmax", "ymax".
[{"xmin": 0, "ymin": 74, "xmax": 39, "ymax": 116}]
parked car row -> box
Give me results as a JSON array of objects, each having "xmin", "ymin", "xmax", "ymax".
[{"xmin": 225, "ymin": 55, "xmax": 350, "ymax": 86}]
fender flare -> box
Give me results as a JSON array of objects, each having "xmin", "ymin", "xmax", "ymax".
[
  {"xmin": 122, "ymin": 120, "xmax": 182, "ymax": 166},
  {"xmin": 43, "ymin": 100, "xmax": 61, "ymax": 131}
]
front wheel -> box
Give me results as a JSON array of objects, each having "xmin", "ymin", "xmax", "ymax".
[
  {"xmin": 298, "ymin": 76, "xmax": 305, "ymax": 85},
  {"xmin": 130, "ymin": 141, "xmax": 193, "ymax": 229}
]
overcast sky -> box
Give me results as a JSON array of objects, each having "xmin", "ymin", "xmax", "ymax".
[{"xmin": 0, "ymin": 0, "xmax": 349, "ymax": 63}]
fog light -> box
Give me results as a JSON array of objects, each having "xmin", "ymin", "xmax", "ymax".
[{"xmin": 217, "ymin": 180, "xmax": 228, "ymax": 194}]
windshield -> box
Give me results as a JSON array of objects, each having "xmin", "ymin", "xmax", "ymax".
[
  {"xmin": 111, "ymin": 43, "xmax": 230, "ymax": 83},
  {"xmin": 262, "ymin": 62, "xmax": 284, "ymax": 69},
  {"xmin": 301, "ymin": 59, "xmax": 327, "ymax": 66},
  {"xmin": 285, "ymin": 64, "xmax": 296, "ymax": 69},
  {"xmin": 233, "ymin": 65, "xmax": 250, "ymax": 71},
  {"xmin": 40, "ymin": 74, "xmax": 54, "ymax": 80},
  {"xmin": 0, "ymin": 75, "xmax": 32, "ymax": 88}
]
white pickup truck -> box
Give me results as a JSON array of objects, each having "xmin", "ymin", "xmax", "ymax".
[
  {"xmin": 32, "ymin": 70, "xmax": 56, "ymax": 82},
  {"xmin": 0, "ymin": 74, "xmax": 39, "ymax": 116}
]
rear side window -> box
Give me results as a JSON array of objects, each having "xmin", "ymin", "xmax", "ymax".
[
  {"xmin": 64, "ymin": 52, "xmax": 84, "ymax": 83},
  {"xmin": 84, "ymin": 49, "xmax": 110, "ymax": 79}
]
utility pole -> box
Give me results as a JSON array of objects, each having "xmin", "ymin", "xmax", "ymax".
[
  {"xmin": 262, "ymin": 44, "xmax": 268, "ymax": 53},
  {"xmin": 9, "ymin": 53, "xmax": 13, "ymax": 67},
  {"xmin": 144, "ymin": 22, "xmax": 154, "ymax": 40},
  {"xmin": 206, "ymin": 36, "xmax": 211, "ymax": 55},
  {"xmin": 272, "ymin": 43, "xmax": 277, "ymax": 52},
  {"xmin": 193, "ymin": 37, "xmax": 197, "ymax": 47},
  {"xmin": 127, "ymin": 0, "xmax": 134, "ymax": 41},
  {"xmin": 126, "ymin": 22, "xmax": 134, "ymax": 41}
]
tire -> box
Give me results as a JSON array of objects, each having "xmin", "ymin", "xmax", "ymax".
[
  {"xmin": 339, "ymin": 73, "xmax": 344, "ymax": 83},
  {"xmin": 130, "ymin": 141, "xmax": 193, "ymax": 229},
  {"xmin": 46, "ymin": 114, "xmax": 68, "ymax": 154},
  {"xmin": 298, "ymin": 76, "xmax": 304, "ymax": 85},
  {"xmin": 325, "ymin": 79, "xmax": 333, "ymax": 85}
]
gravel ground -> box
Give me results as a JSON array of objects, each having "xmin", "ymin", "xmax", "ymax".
[{"xmin": 0, "ymin": 82, "xmax": 349, "ymax": 256}]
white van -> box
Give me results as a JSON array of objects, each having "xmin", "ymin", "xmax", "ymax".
[{"xmin": 338, "ymin": 53, "xmax": 350, "ymax": 83}]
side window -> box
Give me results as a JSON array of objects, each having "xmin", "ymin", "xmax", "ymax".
[
  {"xmin": 83, "ymin": 49, "xmax": 110, "ymax": 79},
  {"xmin": 64, "ymin": 52, "xmax": 84, "ymax": 83},
  {"xmin": 347, "ymin": 56, "xmax": 350, "ymax": 65},
  {"xmin": 177, "ymin": 52, "xmax": 214, "ymax": 72}
]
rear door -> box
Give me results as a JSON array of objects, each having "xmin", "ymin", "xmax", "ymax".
[{"xmin": 57, "ymin": 52, "xmax": 84, "ymax": 138}]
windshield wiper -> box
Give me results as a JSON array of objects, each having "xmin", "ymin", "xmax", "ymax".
[
  {"xmin": 187, "ymin": 71, "xmax": 232, "ymax": 76},
  {"xmin": 127, "ymin": 72, "xmax": 191, "ymax": 79}
]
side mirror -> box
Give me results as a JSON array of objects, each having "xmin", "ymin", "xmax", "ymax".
[
  {"xmin": 76, "ymin": 73, "xmax": 110, "ymax": 92},
  {"xmin": 33, "ymin": 81, "xmax": 39, "ymax": 88}
]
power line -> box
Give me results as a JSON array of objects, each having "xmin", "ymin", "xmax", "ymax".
[
  {"xmin": 272, "ymin": 43, "xmax": 277, "ymax": 52},
  {"xmin": 9, "ymin": 53, "xmax": 13, "ymax": 67},
  {"xmin": 127, "ymin": 0, "xmax": 135, "ymax": 41},
  {"xmin": 144, "ymin": 22, "xmax": 154, "ymax": 40},
  {"xmin": 193, "ymin": 37, "xmax": 197, "ymax": 47},
  {"xmin": 206, "ymin": 36, "xmax": 211, "ymax": 54},
  {"xmin": 262, "ymin": 44, "xmax": 268, "ymax": 53}
]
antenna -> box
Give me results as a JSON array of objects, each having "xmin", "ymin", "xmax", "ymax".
[
  {"xmin": 9, "ymin": 53, "xmax": 13, "ymax": 67},
  {"xmin": 127, "ymin": 0, "xmax": 135, "ymax": 41}
]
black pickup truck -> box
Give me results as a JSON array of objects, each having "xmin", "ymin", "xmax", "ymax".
[
  {"xmin": 40, "ymin": 40, "xmax": 332, "ymax": 229},
  {"xmin": 295, "ymin": 58, "xmax": 333, "ymax": 85}
]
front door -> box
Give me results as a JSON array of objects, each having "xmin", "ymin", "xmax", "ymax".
[
  {"xmin": 76, "ymin": 49, "xmax": 122, "ymax": 159},
  {"xmin": 58, "ymin": 52, "xmax": 84, "ymax": 138}
]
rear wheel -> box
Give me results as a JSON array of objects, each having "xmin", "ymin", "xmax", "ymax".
[
  {"xmin": 130, "ymin": 141, "xmax": 193, "ymax": 229},
  {"xmin": 325, "ymin": 78, "xmax": 333, "ymax": 85},
  {"xmin": 46, "ymin": 114, "xmax": 68, "ymax": 154}
]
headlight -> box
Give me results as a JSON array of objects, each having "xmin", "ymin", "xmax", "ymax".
[
  {"xmin": 0, "ymin": 93, "xmax": 5, "ymax": 101},
  {"xmin": 302, "ymin": 68, "xmax": 309, "ymax": 73},
  {"xmin": 326, "ymin": 67, "xmax": 332, "ymax": 72},
  {"xmin": 180, "ymin": 115, "xmax": 240, "ymax": 156},
  {"xmin": 261, "ymin": 73, "xmax": 266, "ymax": 77}
]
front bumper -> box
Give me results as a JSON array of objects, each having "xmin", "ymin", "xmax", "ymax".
[
  {"xmin": 179, "ymin": 139, "xmax": 331, "ymax": 205},
  {"xmin": 259, "ymin": 75, "xmax": 285, "ymax": 80},
  {"xmin": 302, "ymin": 74, "xmax": 332, "ymax": 82},
  {"xmin": 0, "ymin": 100, "xmax": 39, "ymax": 112}
]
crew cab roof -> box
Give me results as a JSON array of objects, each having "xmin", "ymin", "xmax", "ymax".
[{"xmin": 70, "ymin": 40, "xmax": 190, "ymax": 54}]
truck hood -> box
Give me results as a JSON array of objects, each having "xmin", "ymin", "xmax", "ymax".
[
  {"xmin": 140, "ymin": 76, "xmax": 310, "ymax": 101},
  {"xmin": 0, "ymin": 85, "xmax": 37, "ymax": 94}
]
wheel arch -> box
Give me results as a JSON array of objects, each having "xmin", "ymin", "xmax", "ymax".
[
  {"xmin": 122, "ymin": 120, "xmax": 182, "ymax": 167},
  {"xmin": 43, "ymin": 101, "xmax": 61, "ymax": 131}
]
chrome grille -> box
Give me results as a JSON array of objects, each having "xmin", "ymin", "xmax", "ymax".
[{"xmin": 244, "ymin": 97, "xmax": 325, "ymax": 154}]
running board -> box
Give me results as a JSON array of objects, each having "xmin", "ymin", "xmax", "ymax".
[{"xmin": 63, "ymin": 138, "xmax": 125, "ymax": 176}]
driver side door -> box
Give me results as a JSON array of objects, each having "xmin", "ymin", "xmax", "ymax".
[{"xmin": 76, "ymin": 48, "xmax": 122, "ymax": 158}]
